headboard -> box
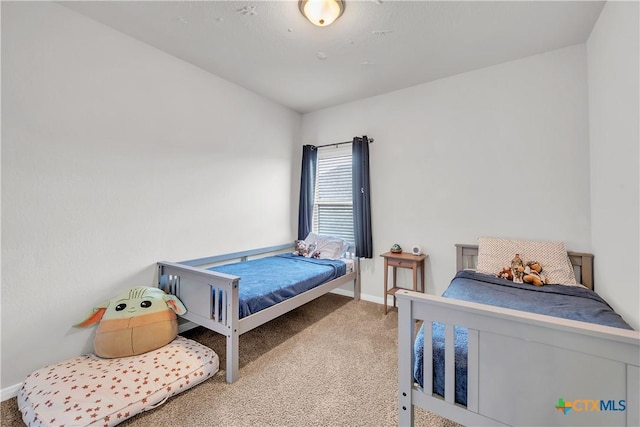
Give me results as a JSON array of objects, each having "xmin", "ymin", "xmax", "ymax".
[{"xmin": 455, "ymin": 244, "xmax": 594, "ymax": 291}]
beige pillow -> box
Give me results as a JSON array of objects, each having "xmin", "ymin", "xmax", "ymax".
[{"xmin": 476, "ymin": 237, "xmax": 578, "ymax": 285}]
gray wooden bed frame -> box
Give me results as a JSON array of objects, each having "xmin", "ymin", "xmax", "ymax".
[
  {"xmin": 398, "ymin": 244, "xmax": 639, "ymax": 427},
  {"xmin": 157, "ymin": 243, "xmax": 360, "ymax": 384}
]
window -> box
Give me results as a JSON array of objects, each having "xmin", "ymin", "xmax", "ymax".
[{"xmin": 313, "ymin": 145, "xmax": 354, "ymax": 244}]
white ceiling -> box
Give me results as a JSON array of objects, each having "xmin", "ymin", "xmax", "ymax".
[{"xmin": 61, "ymin": 1, "xmax": 605, "ymax": 114}]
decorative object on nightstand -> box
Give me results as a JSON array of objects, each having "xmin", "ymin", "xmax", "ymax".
[
  {"xmin": 390, "ymin": 243, "xmax": 402, "ymax": 254},
  {"xmin": 380, "ymin": 251, "xmax": 428, "ymax": 314},
  {"xmin": 411, "ymin": 245, "xmax": 423, "ymax": 255}
]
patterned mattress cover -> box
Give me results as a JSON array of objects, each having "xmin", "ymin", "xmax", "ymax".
[{"xmin": 18, "ymin": 336, "xmax": 219, "ymax": 427}]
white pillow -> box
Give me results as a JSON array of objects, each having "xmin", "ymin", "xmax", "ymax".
[
  {"xmin": 304, "ymin": 232, "xmax": 350, "ymax": 259},
  {"xmin": 304, "ymin": 232, "xmax": 320, "ymax": 246},
  {"xmin": 476, "ymin": 236, "xmax": 578, "ymax": 285}
]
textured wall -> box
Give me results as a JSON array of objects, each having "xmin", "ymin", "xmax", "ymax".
[{"xmin": 1, "ymin": 2, "xmax": 301, "ymax": 390}]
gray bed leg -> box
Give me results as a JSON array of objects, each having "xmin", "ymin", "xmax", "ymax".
[
  {"xmin": 398, "ymin": 294, "xmax": 414, "ymax": 427},
  {"xmin": 226, "ymin": 331, "xmax": 239, "ymax": 383},
  {"xmin": 226, "ymin": 281, "xmax": 240, "ymax": 383}
]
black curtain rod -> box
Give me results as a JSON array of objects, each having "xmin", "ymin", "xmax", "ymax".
[{"xmin": 313, "ymin": 137, "xmax": 374, "ymax": 149}]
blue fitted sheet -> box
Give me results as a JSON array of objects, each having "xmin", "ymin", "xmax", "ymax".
[
  {"xmin": 414, "ymin": 270, "xmax": 633, "ymax": 406},
  {"xmin": 207, "ymin": 253, "xmax": 346, "ymax": 319}
]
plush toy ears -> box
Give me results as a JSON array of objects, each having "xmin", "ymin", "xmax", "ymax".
[
  {"xmin": 164, "ymin": 294, "xmax": 187, "ymax": 315},
  {"xmin": 74, "ymin": 302, "xmax": 110, "ymax": 328}
]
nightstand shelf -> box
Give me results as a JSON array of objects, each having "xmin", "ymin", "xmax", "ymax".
[{"xmin": 380, "ymin": 251, "xmax": 428, "ymax": 314}]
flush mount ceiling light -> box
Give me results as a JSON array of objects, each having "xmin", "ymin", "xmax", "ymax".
[{"xmin": 299, "ymin": 0, "xmax": 345, "ymax": 27}]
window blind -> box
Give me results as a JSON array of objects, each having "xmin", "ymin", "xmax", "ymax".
[{"xmin": 313, "ymin": 146, "xmax": 354, "ymax": 244}]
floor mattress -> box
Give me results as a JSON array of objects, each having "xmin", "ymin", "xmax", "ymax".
[{"xmin": 18, "ymin": 336, "xmax": 219, "ymax": 427}]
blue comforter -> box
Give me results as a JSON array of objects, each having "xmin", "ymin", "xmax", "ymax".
[
  {"xmin": 208, "ymin": 253, "xmax": 346, "ymax": 319},
  {"xmin": 414, "ymin": 270, "xmax": 633, "ymax": 405}
]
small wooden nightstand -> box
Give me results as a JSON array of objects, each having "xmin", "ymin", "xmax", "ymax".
[{"xmin": 380, "ymin": 251, "xmax": 428, "ymax": 314}]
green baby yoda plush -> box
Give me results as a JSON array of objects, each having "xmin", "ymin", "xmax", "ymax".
[{"xmin": 75, "ymin": 286, "xmax": 186, "ymax": 358}]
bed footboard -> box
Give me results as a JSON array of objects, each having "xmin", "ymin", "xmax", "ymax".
[
  {"xmin": 157, "ymin": 261, "xmax": 241, "ymax": 383},
  {"xmin": 397, "ymin": 290, "xmax": 640, "ymax": 427}
]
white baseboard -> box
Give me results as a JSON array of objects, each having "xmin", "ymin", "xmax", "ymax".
[
  {"xmin": 2, "ymin": 382, "xmax": 22, "ymax": 402},
  {"xmin": 177, "ymin": 320, "xmax": 199, "ymax": 334},
  {"xmin": 330, "ymin": 288, "xmax": 389, "ymax": 306}
]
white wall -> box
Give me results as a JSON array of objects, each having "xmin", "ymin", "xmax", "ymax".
[
  {"xmin": 1, "ymin": 2, "xmax": 301, "ymax": 390},
  {"xmin": 587, "ymin": 1, "xmax": 639, "ymax": 329},
  {"xmin": 303, "ymin": 45, "xmax": 593, "ymax": 306}
]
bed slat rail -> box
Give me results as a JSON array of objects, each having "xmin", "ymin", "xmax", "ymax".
[
  {"xmin": 455, "ymin": 244, "xmax": 478, "ymax": 271},
  {"xmin": 444, "ymin": 324, "xmax": 455, "ymax": 404},
  {"xmin": 422, "ymin": 322, "xmax": 433, "ymax": 397},
  {"xmin": 179, "ymin": 243, "xmax": 294, "ymax": 267}
]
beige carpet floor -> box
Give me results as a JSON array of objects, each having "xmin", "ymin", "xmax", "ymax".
[{"xmin": 1, "ymin": 294, "xmax": 462, "ymax": 427}]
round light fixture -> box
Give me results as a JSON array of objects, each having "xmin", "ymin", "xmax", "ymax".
[{"xmin": 299, "ymin": 0, "xmax": 345, "ymax": 27}]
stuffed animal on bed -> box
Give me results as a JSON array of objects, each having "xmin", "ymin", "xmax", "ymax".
[
  {"xmin": 75, "ymin": 286, "xmax": 187, "ymax": 358},
  {"xmin": 496, "ymin": 267, "xmax": 513, "ymax": 281},
  {"xmin": 510, "ymin": 253, "xmax": 525, "ymax": 283},
  {"xmin": 523, "ymin": 261, "xmax": 548, "ymax": 286},
  {"xmin": 292, "ymin": 239, "xmax": 308, "ymax": 256},
  {"xmin": 305, "ymin": 241, "xmax": 321, "ymax": 258},
  {"xmin": 497, "ymin": 257, "xmax": 549, "ymax": 286}
]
